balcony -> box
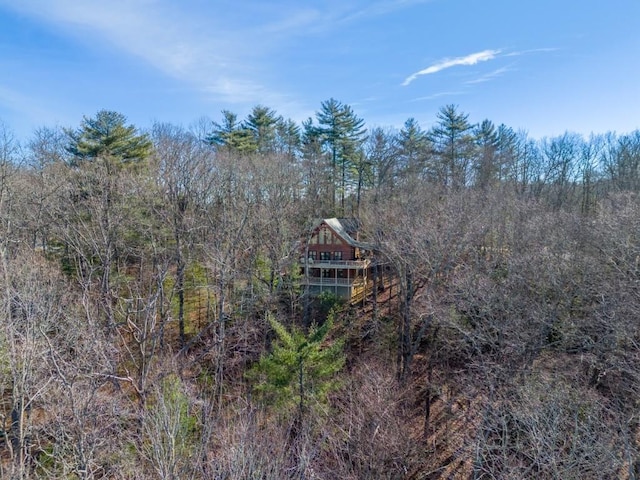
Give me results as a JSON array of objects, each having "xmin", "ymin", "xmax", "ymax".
[{"xmin": 301, "ymin": 258, "xmax": 370, "ymax": 269}]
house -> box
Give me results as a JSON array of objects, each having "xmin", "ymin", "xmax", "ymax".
[{"xmin": 300, "ymin": 218, "xmax": 375, "ymax": 303}]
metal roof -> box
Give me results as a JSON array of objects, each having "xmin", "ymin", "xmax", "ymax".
[{"xmin": 316, "ymin": 218, "xmax": 373, "ymax": 250}]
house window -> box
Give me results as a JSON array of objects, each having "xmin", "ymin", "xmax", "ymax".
[
  {"xmin": 333, "ymin": 251, "xmax": 342, "ymax": 260},
  {"xmin": 320, "ymin": 251, "xmax": 331, "ymax": 261},
  {"xmin": 322, "ymin": 269, "xmax": 331, "ymax": 278},
  {"xmin": 319, "ymin": 227, "xmax": 334, "ymax": 245},
  {"xmin": 308, "ymin": 251, "xmax": 317, "ymax": 261}
]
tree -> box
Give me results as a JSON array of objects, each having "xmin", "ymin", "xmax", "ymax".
[
  {"xmin": 429, "ymin": 104, "xmax": 475, "ymax": 188},
  {"xmin": 247, "ymin": 314, "xmax": 345, "ymax": 423},
  {"xmin": 314, "ymin": 98, "xmax": 367, "ymax": 214},
  {"xmin": 539, "ymin": 132, "xmax": 582, "ymax": 209},
  {"xmin": 65, "ymin": 110, "xmax": 152, "ymax": 163},
  {"xmin": 245, "ymin": 105, "xmax": 281, "ymax": 154},
  {"xmin": 60, "ymin": 111, "xmax": 152, "ymax": 329},
  {"xmin": 397, "ymin": 117, "xmax": 430, "ymax": 181},
  {"xmin": 275, "ymin": 117, "xmax": 301, "ymax": 160},
  {"xmin": 364, "ymin": 186, "xmax": 474, "ymax": 382},
  {"xmin": 473, "ymin": 119, "xmax": 500, "ymax": 189},
  {"xmin": 141, "ymin": 374, "xmax": 196, "ymax": 479},
  {"xmin": 0, "ymin": 121, "xmax": 20, "ymax": 255},
  {"xmin": 152, "ymin": 123, "xmax": 214, "ymax": 347},
  {"xmin": 300, "ymin": 118, "xmax": 332, "ymax": 216},
  {"xmin": 365, "ymin": 127, "xmax": 397, "ymax": 202},
  {"xmin": 17, "ymin": 127, "xmax": 70, "ymax": 250},
  {"xmin": 510, "ymin": 133, "xmax": 542, "ymax": 197},
  {"xmin": 600, "ymin": 130, "xmax": 640, "ymax": 192},
  {"xmin": 207, "ymin": 110, "xmax": 256, "ymax": 154},
  {"xmin": 247, "ymin": 152, "xmax": 304, "ymax": 297},
  {"xmin": 0, "ymin": 252, "xmax": 52, "ymax": 478}
]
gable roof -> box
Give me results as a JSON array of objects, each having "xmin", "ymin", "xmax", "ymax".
[{"xmin": 313, "ymin": 218, "xmax": 372, "ymax": 250}]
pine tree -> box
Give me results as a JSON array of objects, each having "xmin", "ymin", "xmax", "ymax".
[
  {"xmin": 397, "ymin": 117, "xmax": 430, "ymax": 180},
  {"xmin": 246, "ymin": 314, "xmax": 345, "ymax": 422},
  {"xmin": 207, "ymin": 110, "xmax": 256, "ymax": 154},
  {"xmin": 65, "ymin": 110, "xmax": 152, "ymax": 163},
  {"xmin": 429, "ymin": 104, "xmax": 475, "ymax": 188},
  {"xmin": 275, "ymin": 117, "xmax": 301, "ymax": 160},
  {"xmin": 473, "ymin": 119, "xmax": 500, "ymax": 189},
  {"xmin": 245, "ymin": 105, "xmax": 281, "ymax": 154},
  {"xmin": 314, "ymin": 98, "xmax": 367, "ymax": 213}
]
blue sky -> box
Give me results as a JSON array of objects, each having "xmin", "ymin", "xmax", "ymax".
[{"xmin": 0, "ymin": 0, "xmax": 638, "ymax": 141}]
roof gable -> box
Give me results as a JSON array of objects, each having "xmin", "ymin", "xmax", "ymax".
[{"xmin": 311, "ymin": 218, "xmax": 371, "ymax": 250}]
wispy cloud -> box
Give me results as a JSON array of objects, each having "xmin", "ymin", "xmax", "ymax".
[
  {"xmin": 338, "ymin": 0, "xmax": 434, "ymax": 24},
  {"xmin": 465, "ymin": 66, "xmax": 511, "ymax": 84},
  {"xmin": 402, "ymin": 49, "xmax": 502, "ymax": 86},
  {"xmin": 0, "ymin": 83, "xmax": 67, "ymax": 133},
  {"xmin": 0, "ymin": 0, "xmax": 287, "ymax": 105},
  {"xmin": 0, "ymin": 0, "xmax": 444, "ymax": 129},
  {"xmin": 0, "ymin": 0, "xmax": 431, "ymax": 115},
  {"xmin": 259, "ymin": 0, "xmax": 433, "ymax": 36},
  {"xmin": 505, "ymin": 47, "xmax": 559, "ymax": 57},
  {"xmin": 412, "ymin": 91, "xmax": 466, "ymax": 101}
]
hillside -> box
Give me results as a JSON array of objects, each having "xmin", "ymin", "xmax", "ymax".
[{"xmin": 0, "ymin": 109, "xmax": 638, "ymax": 479}]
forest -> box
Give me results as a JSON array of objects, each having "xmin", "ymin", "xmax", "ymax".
[{"xmin": 0, "ymin": 100, "xmax": 639, "ymax": 479}]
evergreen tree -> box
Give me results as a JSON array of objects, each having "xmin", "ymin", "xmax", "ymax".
[
  {"xmin": 495, "ymin": 124, "xmax": 520, "ymax": 185},
  {"xmin": 275, "ymin": 117, "xmax": 301, "ymax": 160},
  {"xmin": 300, "ymin": 117, "xmax": 332, "ymax": 215},
  {"xmin": 65, "ymin": 110, "xmax": 152, "ymax": 163},
  {"xmin": 473, "ymin": 119, "xmax": 500, "ymax": 189},
  {"xmin": 245, "ymin": 105, "xmax": 281, "ymax": 154},
  {"xmin": 314, "ymin": 98, "xmax": 367, "ymax": 213},
  {"xmin": 365, "ymin": 127, "xmax": 397, "ymax": 192},
  {"xmin": 429, "ymin": 104, "xmax": 475, "ymax": 188},
  {"xmin": 207, "ymin": 110, "xmax": 256, "ymax": 154},
  {"xmin": 247, "ymin": 314, "xmax": 345, "ymax": 422},
  {"xmin": 397, "ymin": 117, "xmax": 430, "ymax": 180}
]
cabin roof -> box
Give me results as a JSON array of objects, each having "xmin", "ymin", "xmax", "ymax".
[{"xmin": 313, "ymin": 217, "xmax": 372, "ymax": 250}]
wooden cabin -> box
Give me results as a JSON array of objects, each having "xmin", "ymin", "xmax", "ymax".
[{"xmin": 300, "ymin": 218, "xmax": 374, "ymax": 303}]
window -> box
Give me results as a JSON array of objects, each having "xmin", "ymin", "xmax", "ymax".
[
  {"xmin": 320, "ymin": 251, "xmax": 331, "ymax": 261},
  {"xmin": 308, "ymin": 251, "xmax": 317, "ymax": 261},
  {"xmin": 322, "ymin": 228, "xmax": 330, "ymax": 244},
  {"xmin": 322, "ymin": 269, "xmax": 331, "ymax": 278},
  {"xmin": 333, "ymin": 251, "xmax": 342, "ymax": 260}
]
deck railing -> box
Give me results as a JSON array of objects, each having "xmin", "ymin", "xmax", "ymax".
[
  {"xmin": 301, "ymin": 258, "xmax": 370, "ymax": 268},
  {"xmin": 301, "ymin": 277, "xmax": 366, "ymax": 286}
]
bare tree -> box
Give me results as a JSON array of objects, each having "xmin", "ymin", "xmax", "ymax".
[{"xmin": 152, "ymin": 122, "xmax": 214, "ymax": 347}]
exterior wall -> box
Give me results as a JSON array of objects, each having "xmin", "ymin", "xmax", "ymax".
[
  {"xmin": 306, "ymin": 224, "xmax": 357, "ymax": 262},
  {"xmin": 301, "ymin": 220, "xmax": 373, "ymax": 303}
]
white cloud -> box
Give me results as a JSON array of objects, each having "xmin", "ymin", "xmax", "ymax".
[{"xmin": 402, "ymin": 49, "xmax": 502, "ymax": 86}]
